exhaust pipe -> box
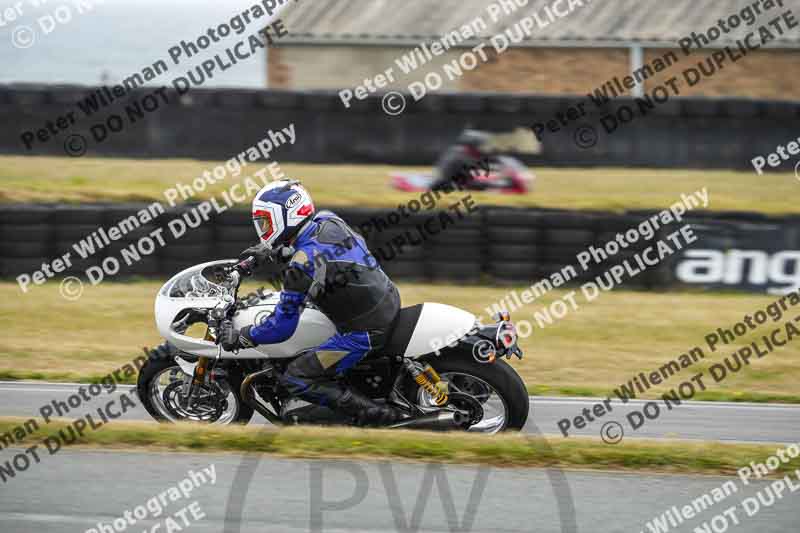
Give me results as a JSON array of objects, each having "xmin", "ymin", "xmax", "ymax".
[
  {"xmin": 240, "ymin": 368, "xmax": 284, "ymax": 425},
  {"xmin": 240, "ymin": 367, "xmax": 467, "ymax": 430},
  {"xmin": 388, "ymin": 410, "xmax": 466, "ymax": 431}
]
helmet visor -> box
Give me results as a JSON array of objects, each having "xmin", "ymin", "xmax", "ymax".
[{"xmin": 252, "ymin": 210, "xmax": 274, "ymax": 242}]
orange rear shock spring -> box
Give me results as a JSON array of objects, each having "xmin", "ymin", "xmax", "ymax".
[{"xmin": 407, "ymin": 362, "xmax": 448, "ymax": 406}]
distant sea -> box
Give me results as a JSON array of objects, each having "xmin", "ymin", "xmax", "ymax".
[{"xmin": 1, "ymin": 0, "xmax": 270, "ymax": 88}]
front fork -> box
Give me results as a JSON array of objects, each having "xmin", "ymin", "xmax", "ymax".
[
  {"xmin": 180, "ymin": 357, "xmax": 211, "ymax": 410},
  {"xmin": 192, "ymin": 356, "xmax": 211, "ymax": 384},
  {"xmin": 182, "ymin": 326, "xmax": 219, "ymax": 407}
]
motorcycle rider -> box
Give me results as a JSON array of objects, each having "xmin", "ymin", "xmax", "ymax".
[
  {"xmin": 430, "ymin": 129, "xmax": 492, "ymax": 191},
  {"xmin": 219, "ymin": 180, "xmax": 404, "ymax": 426}
]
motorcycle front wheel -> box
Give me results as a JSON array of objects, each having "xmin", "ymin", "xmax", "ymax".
[{"xmin": 137, "ymin": 343, "xmax": 254, "ymax": 425}]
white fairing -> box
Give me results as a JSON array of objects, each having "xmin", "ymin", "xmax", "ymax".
[
  {"xmin": 155, "ymin": 260, "xmax": 335, "ymax": 359},
  {"xmin": 404, "ymin": 303, "xmax": 476, "ymax": 358}
]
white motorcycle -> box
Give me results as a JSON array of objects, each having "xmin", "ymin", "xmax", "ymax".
[{"xmin": 138, "ymin": 257, "xmax": 529, "ymax": 433}]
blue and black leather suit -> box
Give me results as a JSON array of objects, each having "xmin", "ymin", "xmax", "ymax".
[{"xmin": 241, "ymin": 210, "xmax": 401, "ymax": 414}]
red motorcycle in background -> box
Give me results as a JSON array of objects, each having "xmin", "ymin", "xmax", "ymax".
[
  {"xmin": 390, "ymin": 128, "xmax": 539, "ymax": 194},
  {"xmin": 390, "ymin": 155, "xmax": 535, "ymax": 194}
]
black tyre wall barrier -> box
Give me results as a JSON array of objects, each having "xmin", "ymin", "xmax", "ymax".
[
  {"xmin": 3, "ymin": 85, "xmax": 799, "ymax": 169},
  {"xmin": 2, "ymin": 204, "xmax": 798, "ymax": 294}
]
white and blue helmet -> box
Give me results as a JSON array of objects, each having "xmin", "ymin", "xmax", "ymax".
[{"xmin": 251, "ymin": 180, "xmax": 315, "ymax": 249}]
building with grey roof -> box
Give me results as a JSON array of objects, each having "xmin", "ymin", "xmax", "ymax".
[{"xmin": 269, "ymin": 0, "xmax": 800, "ymax": 100}]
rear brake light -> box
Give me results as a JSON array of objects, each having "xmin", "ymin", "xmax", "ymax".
[{"xmin": 496, "ymin": 321, "xmax": 517, "ymax": 350}]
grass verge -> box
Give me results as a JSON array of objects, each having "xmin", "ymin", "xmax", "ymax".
[
  {"xmin": 0, "ymin": 369, "xmax": 138, "ymax": 385},
  {"xmin": 1, "ymin": 156, "xmax": 797, "ymax": 213},
  {"xmin": 2, "ymin": 281, "xmax": 799, "ymax": 403},
  {"xmin": 1, "ymin": 417, "xmax": 797, "ymax": 475},
  {"xmin": 526, "ymin": 385, "xmax": 800, "ymax": 404}
]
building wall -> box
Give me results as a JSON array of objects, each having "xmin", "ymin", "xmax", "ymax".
[
  {"xmin": 267, "ymin": 47, "xmax": 291, "ymax": 88},
  {"xmin": 645, "ymin": 48, "xmax": 800, "ymax": 99},
  {"xmin": 459, "ymin": 47, "xmax": 631, "ymax": 95},
  {"xmin": 268, "ymin": 45, "xmax": 462, "ymax": 92},
  {"xmin": 268, "ymin": 44, "xmax": 800, "ymax": 100}
]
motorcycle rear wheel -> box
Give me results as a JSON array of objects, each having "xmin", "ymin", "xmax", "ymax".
[{"xmin": 418, "ymin": 356, "xmax": 529, "ymax": 433}]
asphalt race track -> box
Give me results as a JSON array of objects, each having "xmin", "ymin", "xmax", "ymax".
[
  {"xmin": 1, "ymin": 450, "xmax": 799, "ymax": 533},
  {"xmin": 2, "ymin": 382, "xmax": 800, "ymax": 532},
  {"xmin": 1, "ymin": 381, "xmax": 799, "ymax": 443}
]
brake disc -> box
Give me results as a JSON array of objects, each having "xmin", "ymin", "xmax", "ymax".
[{"xmin": 162, "ymin": 381, "xmax": 227, "ymax": 422}]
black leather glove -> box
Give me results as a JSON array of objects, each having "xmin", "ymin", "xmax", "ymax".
[
  {"xmin": 219, "ymin": 321, "xmax": 256, "ymax": 352},
  {"xmin": 239, "ymin": 243, "xmax": 274, "ymax": 269}
]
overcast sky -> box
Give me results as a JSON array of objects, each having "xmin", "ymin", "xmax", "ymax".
[{"xmin": 1, "ymin": 0, "xmax": 275, "ymax": 87}]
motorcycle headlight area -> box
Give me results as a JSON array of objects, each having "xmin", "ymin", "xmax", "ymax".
[
  {"xmin": 170, "ymin": 274, "xmax": 225, "ymax": 299},
  {"xmin": 161, "ymin": 266, "xmax": 231, "ymax": 300}
]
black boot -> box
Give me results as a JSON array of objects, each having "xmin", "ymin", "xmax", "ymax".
[
  {"xmin": 290, "ymin": 380, "xmax": 403, "ymax": 427},
  {"xmin": 335, "ymin": 388, "xmax": 404, "ymax": 427}
]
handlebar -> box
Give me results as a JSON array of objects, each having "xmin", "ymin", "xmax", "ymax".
[
  {"xmin": 231, "ymin": 255, "xmax": 257, "ymax": 275},
  {"xmin": 209, "ymin": 258, "xmax": 259, "ymax": 347},
  {"xmin": 212, "ymin": 257, "xmax": 257, "ymax": 320},
  {"xmin": 220, "ymin": 256, "xmax": 256, "ymax": 285}
]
